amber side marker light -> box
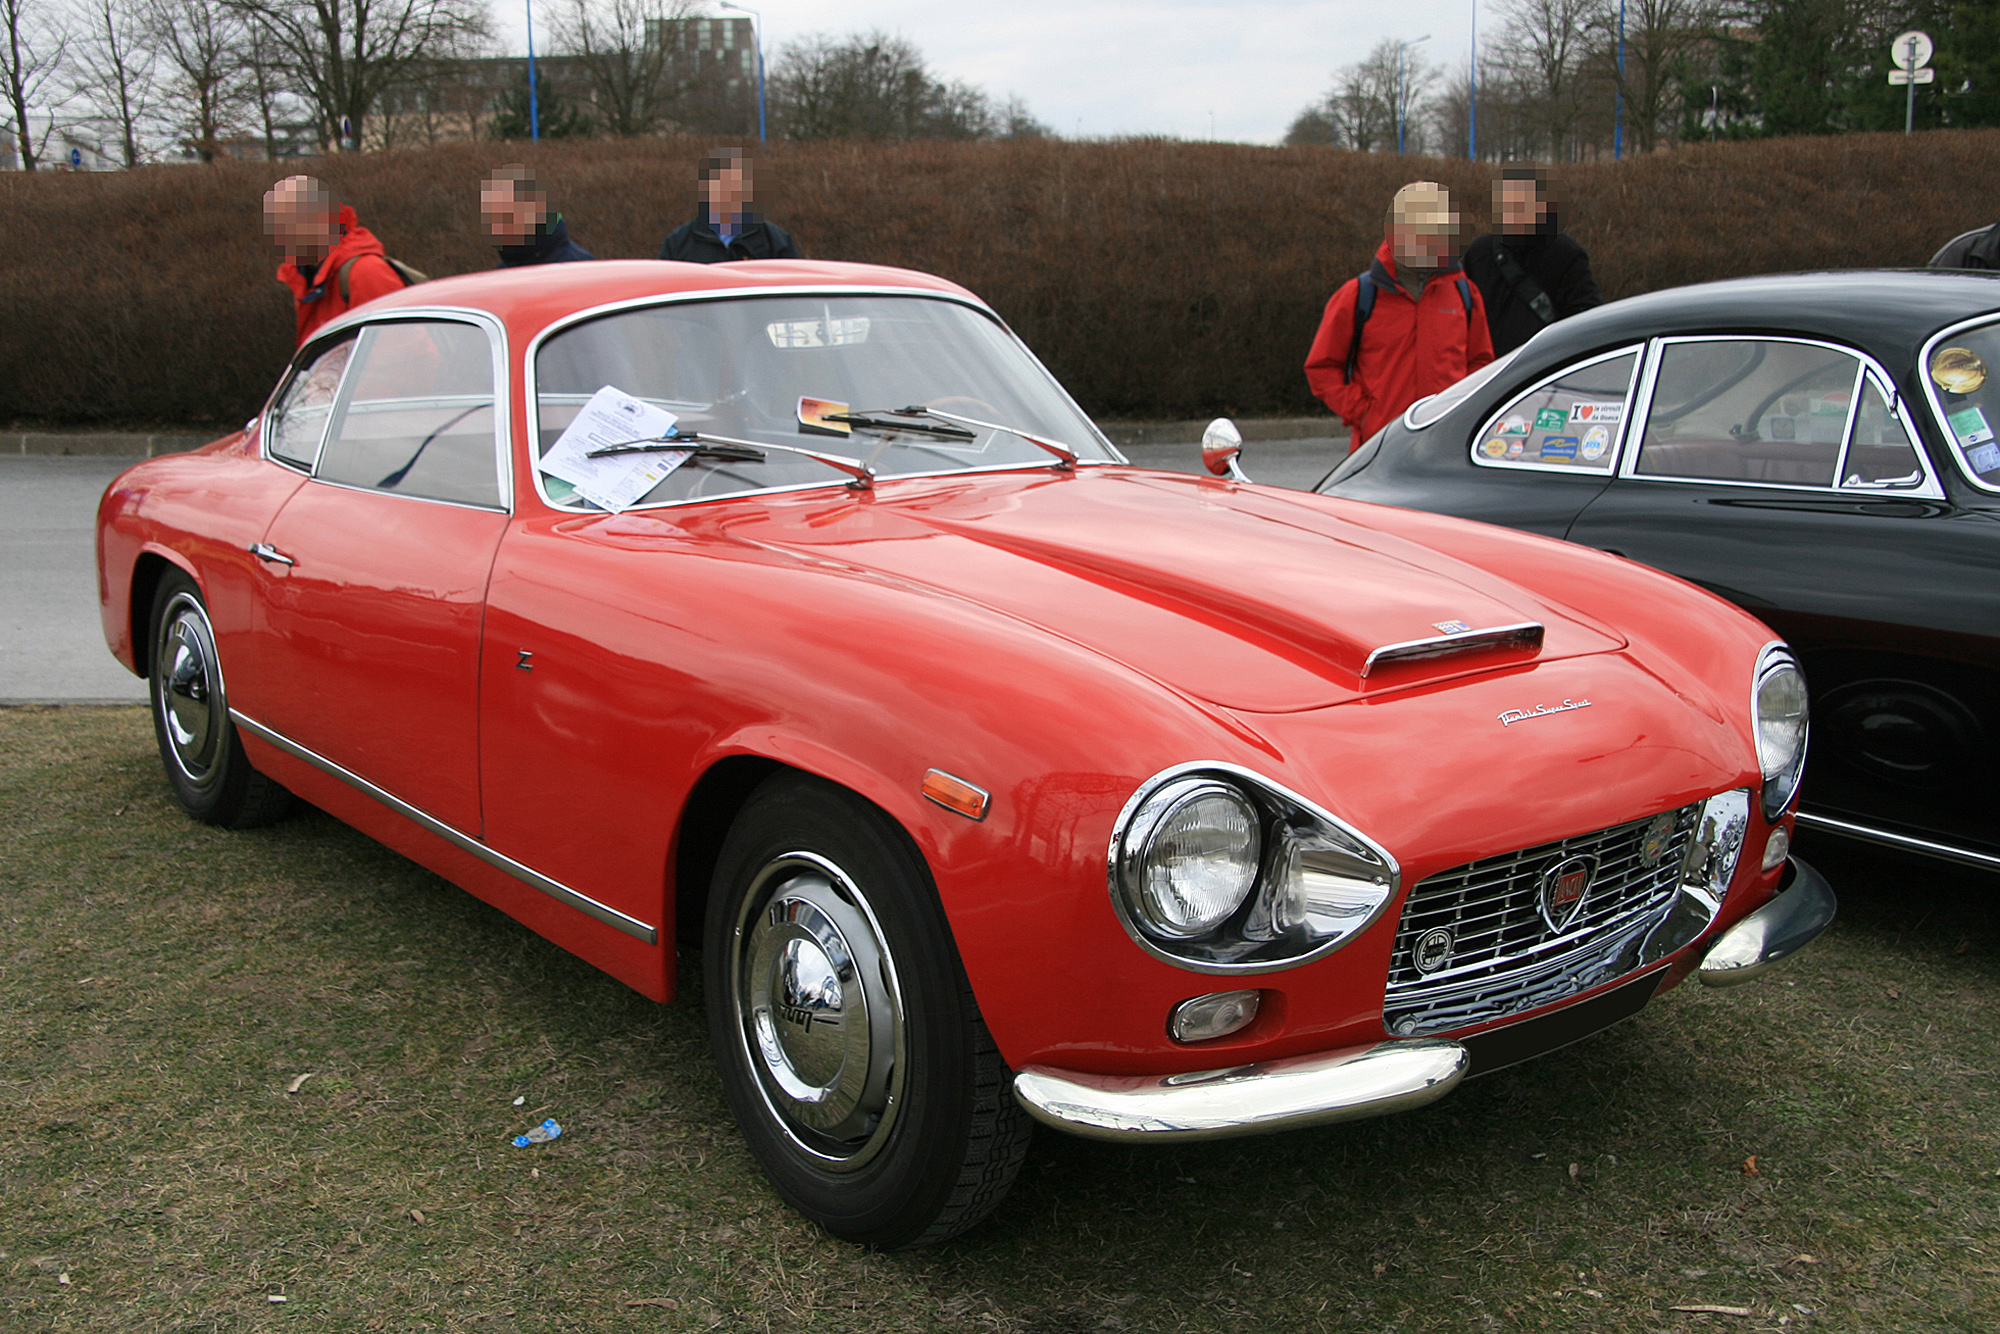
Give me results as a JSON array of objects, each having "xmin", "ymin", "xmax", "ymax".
[{"xmin": 922, "ymin": 769, "xmax": 990, "ymax": 821}]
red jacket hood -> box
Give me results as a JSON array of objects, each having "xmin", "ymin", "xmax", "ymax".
[{"xmin": 277, "ymin": 205, "xmax": 387, "ymax": 298}]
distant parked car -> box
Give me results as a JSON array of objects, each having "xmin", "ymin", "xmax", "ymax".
[
  {"xmin": 99, "ymin": 260, "xmax": 1831, "ymax": 1248},
  {"xmin": 1295, "ymin": 270, "xmax": 2000, "ymax": 874}
]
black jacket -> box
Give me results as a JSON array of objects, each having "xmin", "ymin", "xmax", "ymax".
[
  {"xmin": 658, "ymin": 211, "xmax": 803, "ymax": 263},
  {"xmin": 1463, "ymin": 222, "xmax": 1603, "ymax": 356},
  {"xmin": 496, "ymin": 214, "xmax": 595, "ymax": 267},
  {"xmin": 1930, "ymin": 223, "xmax": 2000, "ymax": 270}
]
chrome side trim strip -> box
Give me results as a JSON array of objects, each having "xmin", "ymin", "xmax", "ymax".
[
  {"xmin": 1795, "ymin": 810, "xmax": 2000, "ymax": 871},
  {"xmin": 230, "ymin": 710, "xmax": 659, "ymax": 943},
  {"xmin": 1362, "ymin": 621, "xmax": 1544, "ymax": 677},
  {"xmin": 1013, "ymin": 1040, "xmax": 1468, "ymax": 1142}
]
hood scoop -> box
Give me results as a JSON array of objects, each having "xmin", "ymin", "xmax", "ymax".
[{"xmin": 1363, "ymin": 621, "xmax": 1544, "ymax": 677}]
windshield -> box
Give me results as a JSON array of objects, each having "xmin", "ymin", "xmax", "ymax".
[
  {"xmin": 532, "ymin": 293, "xmax": 1117, "ymax": 509},
  {"xmin": 1923, "ymin": 320, "xmax": 2000, "ymax": 491}
]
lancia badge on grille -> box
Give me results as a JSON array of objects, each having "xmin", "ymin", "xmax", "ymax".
[
  {"xmin": 1413, "ymin": 927, "xmax": 1455, "ymax": 974},
  {"xmin": 1538, "ymin": 855, "xmax": 1596, "ymax": 932}
]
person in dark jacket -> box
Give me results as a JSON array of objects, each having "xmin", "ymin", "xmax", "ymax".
[
  {"xmin": 1930, "ymin": 223, "xmax": 2000, "ymax": 269},
  {"xmin": 482, "ymin": 166, "xmax": 594, "ymax": 266},
  {"xmin": 659, "ymin": 148, "xmax": 802, "ymax": 263},
  {"xmin": 1462, "ymin": 167, "xmax": 1602, "ymax": 356}
]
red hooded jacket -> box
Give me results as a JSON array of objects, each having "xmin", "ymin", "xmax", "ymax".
[
  {"xmin": 277, "ymin": 205, "xmax": 405, "ymax": 347},
  {"xmin": 1304, "ymin": 237, "xmax": 1495, "ymax": 450}
]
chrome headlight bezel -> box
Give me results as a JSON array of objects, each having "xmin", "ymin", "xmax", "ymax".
[
  {"xmin": 1108, "ymin": 763, "xmax": 1401, "ymax": 974},
  {"xmin": 1753, "ymin": 644, "xmax": 1809, "ymax": 822}
]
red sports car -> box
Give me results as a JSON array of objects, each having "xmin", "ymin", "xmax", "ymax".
[{"xmin": 97, "ymin": 260, "xmax": 1832, "ymax": 1248}]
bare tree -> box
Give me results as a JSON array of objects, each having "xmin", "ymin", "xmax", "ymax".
[
  {"xmin": 549, "ymin": 0, "xmax": 702, "ymax": 136},
  {"xmin": 1, "ymin": 0, "xmax": 69, "ymax": 169},
  {"xmin": 226, "ymin": 0, "xmax": 491, "ymax": 150},
  {"xmin": 71, "ymin": 0, "xmax": 158, "ymax": 165},
  {"xmin": 1289, "ymin": 39, "xmax": 1436, "ymax": 153},
  {"xmin": 771, "ymin": 30, "xmax": 998, "ymax": 142},
  {"xmin": 1492, "ymin": 0, "xmax": 1599, "ymax": 158},
  {"xmin": 1584, "ymin": 0, "xmax": 1719, "ymax": 152}
]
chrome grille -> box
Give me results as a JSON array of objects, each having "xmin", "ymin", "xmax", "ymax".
[{"xmin": 1383, "ymin": 803, "xmax": 1701, "ymax": 1036}]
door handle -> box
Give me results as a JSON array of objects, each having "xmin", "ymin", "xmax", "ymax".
[{"xmin": 249, "ymin": 542, "xmax": 296, "ymax": 567}]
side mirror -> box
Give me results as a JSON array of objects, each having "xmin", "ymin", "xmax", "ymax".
[{"xmin": 1201, "ymin": 417, "xmax": 1247, "ymax": 481}]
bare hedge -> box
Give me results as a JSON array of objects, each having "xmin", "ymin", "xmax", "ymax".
[{"xmin": 3, "ymin": 131, "xmax": 1997, "ymax": 427}]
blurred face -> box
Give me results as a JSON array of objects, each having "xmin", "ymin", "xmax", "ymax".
[
  {"xmin": 482, "ymin": 180, "xmax": 547, "ymax": 244},
  {"xmin": 263, "ymin": 176, "xmax": 339, "ymax": 261},
  {"xmin": 1497, "ymin": 178, "xmax": 1549, "ymax": 235},
  {"xmin": 1392, "ymin": 193, "xmax": 1459, "ymax": 270},
  {"xmin": 702, "ymin": 164, "xmax": 750, "ymax": 218}
]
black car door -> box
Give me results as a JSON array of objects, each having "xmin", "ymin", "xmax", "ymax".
[{"xmin": 1565, "ymin": 335, "xmax": 2000, "ymax": 862}]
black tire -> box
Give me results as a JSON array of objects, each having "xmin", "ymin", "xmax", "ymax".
[
  {"xmin": 147, "ymin": 570, "xmax": 294, "ymax": 829},
  {"xmin": 703, "ymin": 773, "xmax": 1029, "ymax": 1248}
]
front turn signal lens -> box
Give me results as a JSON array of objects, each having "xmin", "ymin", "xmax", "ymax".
[{"xmin": 1169, "ymin": 990, "xmax": 1261, "ymax": 1043}]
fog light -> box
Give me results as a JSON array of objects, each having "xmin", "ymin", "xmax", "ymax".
[
  {"xmin": 1169, "ymin": 990, "xmax": 1261, "ymax": 1043},
  {"xmin": 1762, "ymin": 826, "xmax": 1791, "ymax": 872}
]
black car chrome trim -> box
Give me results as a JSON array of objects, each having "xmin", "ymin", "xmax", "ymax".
[
  {"xmin": 1469, "ymin": 344, "xmax": 1645, "ymax": 476},
  {"xmin": 1916, "ymin": 311, "xmax": 2000, "ymax": 496},
  {"xmin": 229, "ymin": 710, "xmax": 659, "ymax": 943},
  {"xmin": 1362, "ymin": 621, "xmax": 1544, "ymax": 677},
  {"xmin": 1795, "ymin": 811, "xmax": 2000, "ymax": 871},
  {"xmin": 522, "ymin": 286, "xmax": 1123, "ymax": 516}
]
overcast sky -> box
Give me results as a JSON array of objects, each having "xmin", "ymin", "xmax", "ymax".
[{"xmin": 496, "ymin": 1, "xmax": 1484, "ymax": 145}]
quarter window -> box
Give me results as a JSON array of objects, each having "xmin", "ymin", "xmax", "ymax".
[
  {"xmin": 1842, "ymin": 376, "xmax": 1925, "ymax": 488},
  {"xmin": 266, "ymin": 335, "xmax": 356, "ymax": 470},
  {"xmin": 314, "ymin": 321, "xmax": 502, "ymax": 509},
  {"xmin": 1633, "ymin": 340, "xmax": 1859, "ymax": 489},
  {"xmin": 1473, "ymin": 349, "xmax": 1637, "ymax": 471}
]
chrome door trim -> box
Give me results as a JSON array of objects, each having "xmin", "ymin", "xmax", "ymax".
[
  {"xmin": 231, "ymin": 710, "xmax": 659, "ymax": 943},
  {"xmin": 1915, "ymin": 310, "xmax": 2000, "ymax": 496},
  {"xmin": 1468, "ymin": 343, "xmax": 1646, "ymax": 477},
  {"xmin": 1795, "ymin": 810, "xmax": 2000, "ymax": 872}
]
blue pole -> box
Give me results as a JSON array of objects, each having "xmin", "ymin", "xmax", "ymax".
[
  {"xmin": 756, "ymin": 25, "xmax": 766, "ymax": 142},
  {"xmin": 526, "ymin": 0, "xmax": 540, "ymax": 141},
  {"xmin": 1469, "ymin": 3, "xmax": 1477, "ymax": 159},
  {"xmin": 1613, "ymin": 0, "xmax": 1624, "ymax": 160},
  {"xmin": 1397, "ymin": 45, "xmax": 1405, "ymax": 154}
]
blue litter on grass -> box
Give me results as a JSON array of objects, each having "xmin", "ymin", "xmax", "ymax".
[{"xmin": 512, "ymin": 1118, "xmax": 562, "ymax": 1147}]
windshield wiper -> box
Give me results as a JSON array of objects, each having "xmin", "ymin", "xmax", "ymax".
[
  {"xmin": 586, "ymin": 435, "xmax": 766, "ymax": 462},
  {"xmin": 888, "ymin": 405, "xmax": 1079, "ymax": 470},
  {"xmin": 821, "ymin": 411, "xmax": 977, "ymax": 441}
]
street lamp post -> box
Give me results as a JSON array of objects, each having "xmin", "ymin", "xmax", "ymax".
[
  {"xmin": 1469, "ymin": 2, "xmax": 1478, "ymax": 159},
  {"xmin": 1613, "ymin": 0, "xmax": 1625, "ymax": 160},
  {"xmin": 525, "ymin": 0, "xmax": 539, "ymax": 142},
  {"xmin": 1396, "ymin": 34, "xmax": 1431, "ymax": 155},
  {"xmin": 718, "ymin": 1, "xmax": 767, "ymax": 143}
]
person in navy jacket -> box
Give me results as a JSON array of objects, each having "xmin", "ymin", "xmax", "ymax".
[{"xmin": 482, "ymin": 166, "xmax": 595, "ymax": 267}]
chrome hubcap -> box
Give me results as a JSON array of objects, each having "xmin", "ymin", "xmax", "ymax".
[
  {"xmin": 157, "ymin": 594, "xmax": 224, "ymax": 786},
  {"xmin": 733, "ymin": 853, "xmax": 904, "ymax": 1170}
]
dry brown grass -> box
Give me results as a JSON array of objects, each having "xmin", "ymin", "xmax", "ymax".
[{"xmin": 5, "ymin": 131, "xmax": 2000, "ymax": 427}]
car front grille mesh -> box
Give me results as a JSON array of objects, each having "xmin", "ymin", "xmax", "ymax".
[{"xmin": 1383, "ymin": 802, "xmax": 1702, "ymax": 1036}]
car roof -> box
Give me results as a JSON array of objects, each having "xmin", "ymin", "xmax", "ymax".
[
  {"xmin": 1528, "ymin": 268, "xmax": 2000, "ymax": 362},
  {"xmin": 359, "ymin": 259, "xmax": 986, "ymax": 336}
]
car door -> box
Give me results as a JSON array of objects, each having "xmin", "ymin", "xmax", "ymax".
[
  {"xmin": 1565, "ymin": 335, "xmax": 1999, "ymax": 856},
  {"xmin": 248, "ymin": 316, "xmax": 511, "ymax": 837}
]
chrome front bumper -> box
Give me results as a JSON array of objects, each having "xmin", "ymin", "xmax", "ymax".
[
  {"xmin": 1697, "ymin": 854, "xmax": 1837, "ymax": 986},
  {"xmin": 1015, "ymin": 858, "xmax": 1835, "ymax": 1143}
]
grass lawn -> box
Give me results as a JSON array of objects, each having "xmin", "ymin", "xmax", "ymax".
[{"xmin": 3, "ymin": 706, "xmax": 1996, "ymax": 1333}]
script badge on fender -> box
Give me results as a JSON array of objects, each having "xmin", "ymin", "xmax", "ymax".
[{"xmin": 1538, "ymin": 856, "xmax": 1596, "ymax": 932}]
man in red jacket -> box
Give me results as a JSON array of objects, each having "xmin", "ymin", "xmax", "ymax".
[
  {"xmin": 265, "ymin": 175, "xmax": 405, "ymax": 348},
  {"xmin": 1305, "ymin": 181, "xmax": 1494, "ymax": 451}
]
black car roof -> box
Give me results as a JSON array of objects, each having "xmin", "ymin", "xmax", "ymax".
[{"xmin": 1529, "ymin": 269, "xmax": 2000, "ymax": 362}]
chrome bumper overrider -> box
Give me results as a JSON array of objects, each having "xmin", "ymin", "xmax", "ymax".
[
  {"xmin": 1012, "ymin": 1041, "xmax": 1469, "ymax": 1142},
  {"xmin": 1697, "ymin": 855, "xmax": 1836, "ymax": 986}
]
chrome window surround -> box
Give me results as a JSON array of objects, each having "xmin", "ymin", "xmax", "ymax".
[
  {"xmin": 230, "ymin": 708, "xmax": 656, "ymax": 943},
  {"xmin": 1468, "ymin": 345, "xmax": 1645, "ymax": 476},
  {"xmin": 1616, "ymin": 334, "xmax": 1944, "ymax": 500},
  {"xmin": 1404, "ymin": 347, "xmax": 1524, "ymax": 432},
  {"xmin": 1915, "ymin": 310, "xmax": 2000, "ymax": 496},
  {"xmin": 1753, "ymin": 640, "xmax": 1809, "ymax": 821},
  {"xmin": 261, "ymin": 307, "xmax": 515, "ymax": 514},
  {"xmin": 261, "ymin": 333, "xmax": 356, "ymax": 475},
  {"xmin": 1106, "ymin": 761, "xmax": 1401, "ymax": 976},
  {"xmin": 520, "ymin": 285, "xmax": 1125, "ymax": 516}
]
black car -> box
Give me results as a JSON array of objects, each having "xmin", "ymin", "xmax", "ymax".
[{"xmin": 1283, "ymin": 270, "xmax": 1999, "ymax": 872}]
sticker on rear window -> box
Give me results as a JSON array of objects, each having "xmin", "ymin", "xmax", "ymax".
[
  {"xmin": 1948, "ymin": 405, "xmax": 1994, "ymax": 447},
  {"xmin": 1570, "ymin": 402, "xmax": 1622, "ymax": 425},
  {"xmin": 1539, "ymin": 436, "xmax": 1580, "ymax": 460},
  {"xmin": 1535, "ymin": 407, "xmax": 1569, "ymax": 432},
  {"xmin": 1967, "ymin": 441, "xmax": 2000, "ymax": 475}
]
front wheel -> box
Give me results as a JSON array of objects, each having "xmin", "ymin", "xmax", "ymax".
[
  {"xmin": 703, "ymin": 773, "xmax": 1028, "ymax": 1248},
  {"xmin": 147, "ymin": 570, "xmax": 293, "ymax": 828}
]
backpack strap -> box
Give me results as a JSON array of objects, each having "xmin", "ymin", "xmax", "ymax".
[
  {"xmin": 1344, "ymin": 271, "xmax": 1376, "ymax": 381},
  {"xmin": 337, "ymin": 255, "xmax": 425, "ymax": 301},
  {"xmin": 1489, "ymin": 246, "xmax": 1556, "ymax": 324}
]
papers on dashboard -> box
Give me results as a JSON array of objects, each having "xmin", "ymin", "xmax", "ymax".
[{"xmin": 540, "ymin": 385, "xmax": 688, "ymax": 512}]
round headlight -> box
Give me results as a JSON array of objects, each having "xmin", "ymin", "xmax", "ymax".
[
  {"xmin": 1754, "ymin": 651, "xmax": 1809, "ymax": 820},
  {"xmin": 1119, "ymin": 780, "xmax": 1261, "ymax": 939}
]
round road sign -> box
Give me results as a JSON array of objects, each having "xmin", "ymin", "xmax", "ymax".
[{"xmin": 1892, "ymin": 30, "xmax": 1933, "ymax": 71}]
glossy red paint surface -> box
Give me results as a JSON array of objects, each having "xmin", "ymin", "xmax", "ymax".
[{"xmin": 97, "ymin": 260, "xmax": 1794, "ymax": 1081}]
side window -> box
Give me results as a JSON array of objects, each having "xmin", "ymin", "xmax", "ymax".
[
  {"xmin": 266, "ymin": 336, "xmax": 356, "ymax": 470},
  {"xmin": 315, "ymin": 321, "xmax": 502, "ymax": 509},
  {"xmin": 1473, "ymin": 350, "xmax": 1637, "ymax": 471},
  {"xmin": 1635, "ymin": 340, "xmax": 1860, "ymax": 488},
  {"xmin": 1841, "ymin": 377, "xmax": 1925, "ymax": 488}
]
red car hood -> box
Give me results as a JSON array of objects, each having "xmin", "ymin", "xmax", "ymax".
[{"xmin": 659, "ymin": 467, "xmax": 1627, "ymax": 713}]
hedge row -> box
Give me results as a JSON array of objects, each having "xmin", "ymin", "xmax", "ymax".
[{"xmin": 4, "ymin": 131, "xmax": 1998, "ymax": 427}]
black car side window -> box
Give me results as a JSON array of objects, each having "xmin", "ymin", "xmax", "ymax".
[
  {"xmin": 1635, "ymin": 339, "xmax": 1861, "ymax": 489},
  {"xmin": 266, "ymin": 335, "xmax": 356, "ymax": 471},
  {"xmin": 314, "ymin": 321, "xmax": 503, "ymax": 509},
  {"xmin": 1841, "ymin": 377, "xmax": 1926, "ymax": 489},
  {"xmin": 1473, "ymin": 350, "xmax": 1638, "ymax": 472}
]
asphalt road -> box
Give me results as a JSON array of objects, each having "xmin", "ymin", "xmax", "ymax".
[{"xmin": 0, "ymin": 440, "xmax": 1346, "ymax": 707}]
